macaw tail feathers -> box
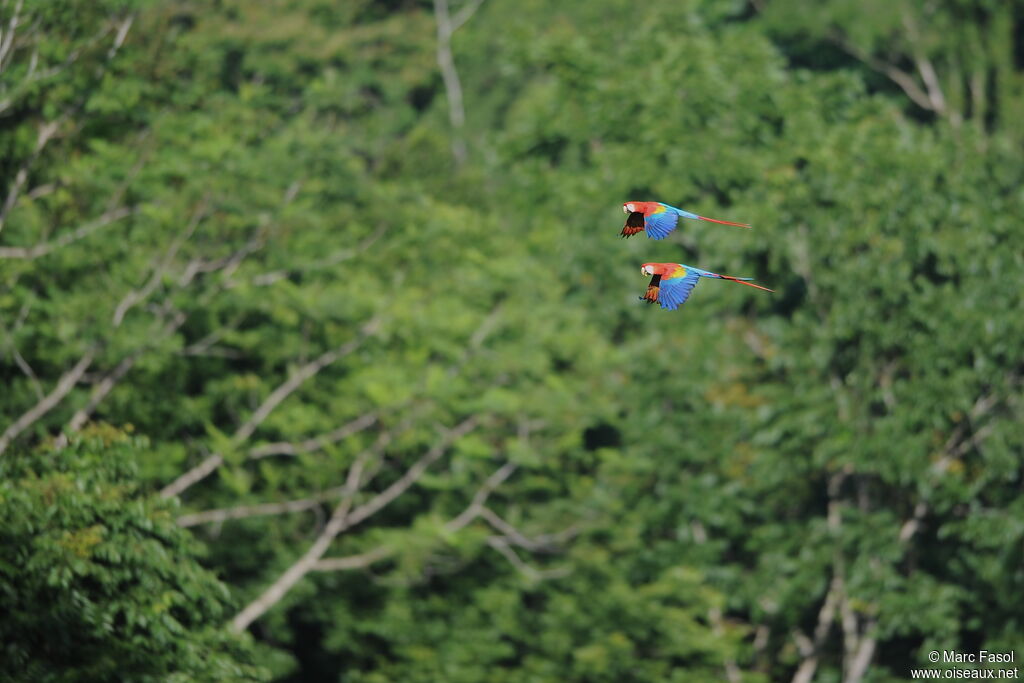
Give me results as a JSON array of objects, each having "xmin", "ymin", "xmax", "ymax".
[
  {"xmin": 697, "ymin": 215, "xmax": 752, "ymax": 228},
  {"xmin": 717, "ymin": 274, "xmax": 773, "ymax": 292}
]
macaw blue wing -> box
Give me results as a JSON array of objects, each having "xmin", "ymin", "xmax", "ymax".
[
  {"xmin": 657, "ymin": 267, "xmax": 703, "ymax": 310},
  {"xmin": 644, "ymin": 204, "xmax": 680, "ymax": 240}
]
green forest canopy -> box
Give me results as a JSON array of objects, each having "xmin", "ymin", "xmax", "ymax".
[{"xmin": 1, "ymin": 0, "xmax": 1022, "ymax": 681}]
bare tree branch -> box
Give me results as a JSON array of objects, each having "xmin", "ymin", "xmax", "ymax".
[
  {"xmin": 313, "ymin": 459, "xmax": 518, "ymax": 572},
  {"xmin": 340, "ymin": 416, "xmax": 479, "ymax": 529},
  {"xmin": 843, "ymin": 618, "xmax": 877, "ymax": 683},
  {"xmin": 433, "ymin": 0, "xmax": 485, "ymax": 165},
  {"xmin": 230, "ymin": 416, "xmax": 479, "ymax": 631},
  {"xmin": 107, "ymin": 14, "xmax": 133, "ymax": 60},
  {"xmin": 0, "ymin": 349, "xmax": 95, "ymax": 456},
  {"xmin": 2, "ymin": 129, "xmax": 147, "ymax": 259},
  {"xmin": 179, "ymin": 425, "xmax": 399, "ymax": 527},
  {"xmin": 898, "ymin": 387, "xmax": 1008, "ymax": 543},
  {"xmin": 113, "ymin": 199, "xmax": 208, "ymax": 326},
  {"xmin": 1, "ymin": 320, "xmax": 43, "ymax": 400},
  {"xmin": 234, "ymin": 324, "xmax": 378, "ymax": 445},
  {"xmin": 178, "ymin": 489, "xmax": 341, "ymax": 528},
  {"xmin": 445, "ymin": 460, "xmax": 517, "ymax": 530},
  {"xmin": 900, "ymin": 12, "xmax": 957, "ymax": 126},
  {"xmin": 830, "ymin": 34, "xmax": 936, "ymax": 113},
  {"xmin": 0, "ymin": 118, "xmax": 60, "ymax": 233},
  {"xmin": 486, "ymin": 537, "xmax": 569, "ymax": 581},
  {"xmin": 478, "ymin": 507, "xmax": 558, "ymax": 552},
  {"xmin": 897, "ymin": 500, "xmax": 928, "ymax": 543},
  {"xmin": 310, "ymin": 546, "xmax": 395, "ymax": 572},
  {"xmin": 247, "ymin": 412, "xmax": 379, "ymax": 459},
  {"xmin": 0, "ymin": 10, "xmax": 132, "ymax": 116},
  {"xmin": 177, "ymin": 313, "xmax": 245, "ymax": 357},
  {"xmin": 0, "ymin": 206, "xmax": 134, "ymax": 259},
  {"xmin": 64, "ymin": 310, "xmax": 187, "ymax": 435},
  {"xmin": 792, "ymin": 471, "xmax": 849, "ymax": 683},
  {"xmin": 245, "ymin": 226, "xmax": 387, "ymax": 288},
  {"xmin": 230, "ymin": 449, "xmax": 371, "ymax": 632},
  {"xmin": 0, "ymin": 0, "xmax": 24, "ymax": 73},
  {"xmin": 450, "ymin": 0, "xmax": 486, "ymax": 33},
  {"xmin": 160, "ymin": 318, "xmax": 380, "ymax": 499},
  {"xmin": 178, "ymin": 418, "xmax": 411, "ymax": 527},
  {"xmin": 914, "ymin": 54, "xmax": 947, "ymax": 115},
  {"xmin": 839, "ymin": 583, "xmax": 860, "ymax": 674},
  {"xmin": 790, "ymin": 575, "xmax": 841, "ymax": 683}
]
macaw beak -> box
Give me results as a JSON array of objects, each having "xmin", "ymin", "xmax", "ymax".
[{"xmin": 622, "ymin": 206, "xmax": 628, "ymax": 214}]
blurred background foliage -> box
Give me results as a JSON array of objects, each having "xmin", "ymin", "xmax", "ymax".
[{"xmin": 1, "ymin": 0, "xmax": 1022, "ymax": 681}]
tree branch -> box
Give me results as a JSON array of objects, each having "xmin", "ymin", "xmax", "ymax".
[
  {"xmin": 64, "ymin": 310, "xmax": 187, "ymax": 435},
  {"xmin": 178, "ymin": 425, "xmax": 399, "ymax": 527},
  {"xmin": 230, "ymin": 449, "xmax": 371, "ymax": 632},
  {"xmin": 247, "ymin": 412, "xmax": 379, "ymax": 459},
  {"xmin": 244, "ymin": 226, "xmax": 387, "ymax": 288},
  {"xmin": 0, "ymin": 0, "xmax": 24, "ymax": 74},
  {"xmin": 445, "ymin": 460, "xmax": 517, "ymax": 530},
  {"xmin": 180, "ymin": 413, "xmax": 426, "ymax": 528},
  {"xmin": 433, "ymin": 0, "xmax": 484, "ymax": 165},
  {"xmin": 230, "ymin": 416, "xmax": 478, "ymax": 631},
  {"xmin": 0, "ymin": 118, "xmax": 60, "ymax": 233},
  {"xmin": 313, "ymin": 459, "xmax": 517, "ymax": 572},
  {"xmin": 339, "ymin": 416, "xmax": 479, "ymax": 530},
  {"xmin": 478, "ymin": 507, "xmax": 560, "ymax": 552},
  {"xmin": 112, "ymin": 199, "xmax": 208, "ymax": 326},
  {"xmin": 178, "ymin": 489, "xmax": 342, "ymax": 528},
  {"xmin": 830, "ymin": 34, "xmax": 936, "ymax": 112},
  {"xmin": 486, "ymin": 537, "xmax": 569, "ymax": 581},
  {"xmin": 1, "ymin": 321, "xmax": 43, "ymax": 400},
  {"xmin": 843, "ymin": 618, "xmax": 877, "ymax": 683},
  {"xmin": 0, "ymin": 206, "xmax": 134, "ymax": 259},
  {"xmin": 0, "ymin": 348, "xmax": 95, "ymax": 455},
  {"xmin": 310, "ymin": 546, "xmax": 394, "ymax": 572},
  {"xmin": 160, "ymin": 319, "xmax": 379, "ymax": 499},
  {"xmin": 790, "ymin": 574, "xmax": 841, "ymax": 683},
  {"xmin": 450, "ymin": 0, "xmax": 486, "ymax": 33}
]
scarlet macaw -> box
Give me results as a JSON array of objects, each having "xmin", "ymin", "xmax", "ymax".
[
  {"xmin": 621, "ymin": 201, "xmax": 750, "ymax": 239},
  {"xmin": 639, "ymin": 262, "xmax": 772, "ymax": 310}
]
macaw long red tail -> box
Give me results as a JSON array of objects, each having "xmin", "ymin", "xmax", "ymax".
[
  {"xmin": 718, "ymin": 274, "xmax": 773, "ymax": 292},
  {"xmin": 698, "ymin": 215, "xmax": 752, "ymax": 228}
]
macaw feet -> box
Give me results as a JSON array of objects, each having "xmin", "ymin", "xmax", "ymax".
[{"xmin": 640, "ymin": 286, "xmax": 659, "ymax": 304}]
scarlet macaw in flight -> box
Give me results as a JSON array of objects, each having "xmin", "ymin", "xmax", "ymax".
[
  {"xmin": 639, "ymin": 262, "xmax": 772, "ymax": 310},
  {"xmin": 621, "ymin": 201, "xmax": 750, "ymax": 239}
]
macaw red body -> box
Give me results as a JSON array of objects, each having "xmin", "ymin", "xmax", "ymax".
[
  {"xmin": 622, "ymin": 201, "xmax": 750, "ymax": 240},
  {"xmin": 640, "ymin": 262, "xmax": 772, "ymax": 310}
]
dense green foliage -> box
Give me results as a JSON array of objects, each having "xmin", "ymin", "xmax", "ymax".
[
  {"xmin": 0, "ymin": 430, "xmax": 267, "ymax": 681},
  {"xmin": 1, "ymin": 0, "xmax": 1022, "ymax": 681}
]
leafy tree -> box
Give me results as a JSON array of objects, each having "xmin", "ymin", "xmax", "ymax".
[
  {"xmin": 1, "ymin": 0, "xmax": 1021, "ymax": 681},
  {"xmin": 0, "ymin": 428, "xmax": 268, "ymax": 681},
  {"xmin": 758, "ymin": 0, "xmax": 1024, "ymax": 139}
]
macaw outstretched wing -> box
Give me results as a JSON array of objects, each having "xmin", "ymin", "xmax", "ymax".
[
  {"xmin": 643, "ymin": 204, "xmax": 680, "ymax": 240},
  {"xmin": 656, "ymin": 266, "xmax": 703, "ymax": 310},
  {"xmin": 648, "ymin": 203, "xmax": 751, "ymax": 239}
]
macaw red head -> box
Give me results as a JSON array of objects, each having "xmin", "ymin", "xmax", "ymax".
[
  {"xmin": 623, "ymin": 201, "xmax": 639, "ymax": 214},
  {"xmin": 640, "ymin": 263, "xmax": 674, "ymax": 277}
]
